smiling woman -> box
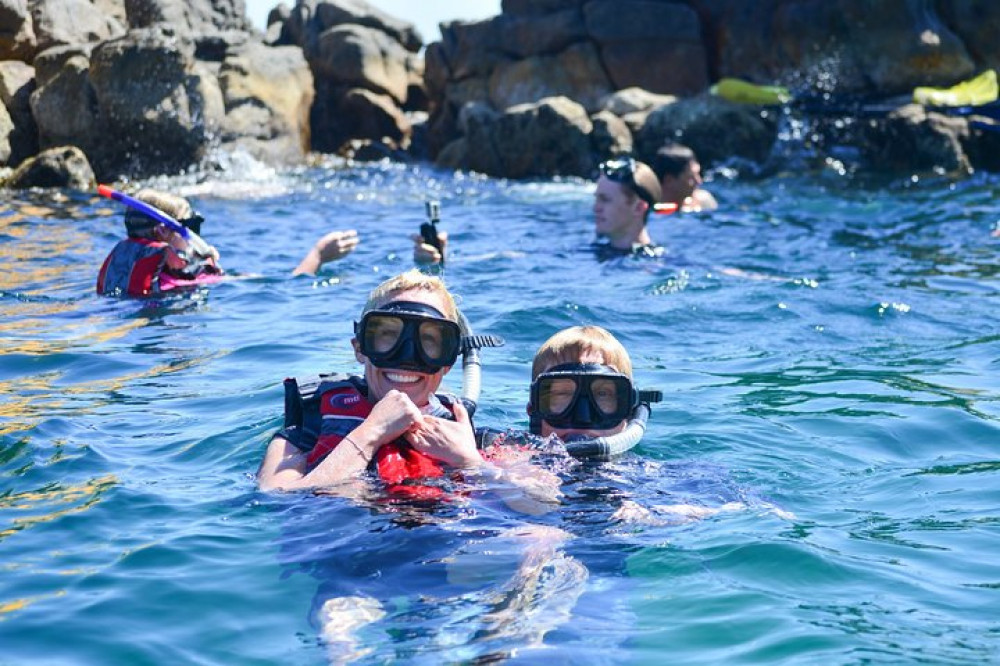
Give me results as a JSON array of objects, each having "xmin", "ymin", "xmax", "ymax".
[{"xmin": 242, "ymin": 0, "xmax": 501, "ymax": 42}]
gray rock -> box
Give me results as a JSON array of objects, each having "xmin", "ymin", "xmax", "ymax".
[
  {"xmin": 217, "ymin": 40, "xmax": 313, "ymax": 162},
  {"xmin": 453, "ymin": 96, "xmax": 594, "ymax": 178},
  {"xmin": 861, "ymin": 103, "xmax": 970, "ymax": 173},
  {"xmin": 2, "ymin": 144, "xmax": 95, "ymax": 189},
  {"xmin": 488, "ymin": 41, "xmax": 611, "ymax": 113},
  {"xmin": 313, "ymin": 23, "xmax": 409, "ymax": 103},
  {"xmin": 584, "ymin": 1, "xmax": 707, "ymax": 95},
  {"xmin": 124, "ymin": 0, "xmax": 251, "ymax": 34},
  {"xmin": 0, "ymin": 59, "xmax": 36, "ymax": 164},
  {"xmin": 0, "ymin": 99, "xmax": 11, "ymax": 162},
  {"xmin": 590, "ymin": 109, "xmax": 632, "ymax": 160},
  {"xmin": 31, "ymin": 0, "xmax": 125, "ymax": 52},
  {"xmin": 636, "ymin": 95, "xmax": 779, "ymax": 167}
]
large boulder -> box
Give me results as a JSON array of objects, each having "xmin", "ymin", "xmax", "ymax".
[
  {"xmin": 123, "ymin": 0, "xmax": 252, "ymax": 34},
  {"xmin": 0, "ymin": 59, "xmax": 35, "ymax": 165},
  {"xmin": 31, "ymin": 0, "xmax": 125, "ymax": 52},
  {"xmin": 273, "ymin": 0, "xmax": 423, "ymax": 153},
  {"xmin": 443, "ymin": 95, "xmax": 594, "ymax": 178},
  {"xmin": 860, "ymin": 104, "xmax": 970, "ymax": 173},
  {"xmin": 87, "ymin": 27, "xmax": 225, "ymax": 176},
  {"xmin": 488, "ymin": 41, "xmax": 611, "ymax": 112},
  {"xmin": 1, "ymin": 144, "xmax": 95, "ymax": 189},
  {"xmin": 29, "ymin": 51, "xmax": 98, "ymax": 154},
  {"xmin": 635, "ymin": 95, "xmax": 780, "ymax": 167},
  {"xmin": 312, "ymin": 23, "xmax": 409, "ymax": 103},
  {"xmin": 217, "ymin": 40, "xmax": 313, "ymax": 162},
  {"xmin": 30, "ymin": 26, "xmax": 224, "ymax": 178},
  {"xmin": 584, "ymin": 1, "xmax": 708, "ymax": 96}
]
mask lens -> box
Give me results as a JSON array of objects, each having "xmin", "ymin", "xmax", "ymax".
[
  {"xmin": 363, "ymin": 315, "xmax": 404, "ymax": 354},
  {"xmin": 590, "ymin": 378, "xmax": 621, "ymax": 416},
  {"xmin": 418, "ymin": 320, "xmax": 459, "ymax": 363},
  {"xmin": 539, "ymin": 377, "xmax": 579, "ymax": 417}
]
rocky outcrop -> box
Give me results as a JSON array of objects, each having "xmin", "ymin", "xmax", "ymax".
[
  {"xmin": 428, "ymin": 0, "xmax": 1000, "ymax": 177},
  {"xmin": 268, "ymin": 0, "xmax": 425, "ymax": 154},
  {"xmin": 4, "ymin": 0, "xmax": 313, "ymax": 181}
]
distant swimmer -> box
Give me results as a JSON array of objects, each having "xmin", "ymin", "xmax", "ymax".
[
  {"xmin": 652, "ymin": 142, "xmax": 718, "ymax": 213},
  {"xmin": 96, "ymin": 188, "xmax": 225, "ymax": 296},
  {"xmin": 97, "ymin": 187, "xmax": 359, "ymax": 297},
  {"xmin": 591, "ymin": 156, "xmax": 669, "ymax": 260}
]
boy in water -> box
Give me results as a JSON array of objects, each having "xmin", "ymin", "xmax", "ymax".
[{"xmin": 97, "ymin": 188, "xmax": 359, "ymax": 296}]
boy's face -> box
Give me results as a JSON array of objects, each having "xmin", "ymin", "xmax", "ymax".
[
  {"xmin": 592, "ymin": 176, "xmax": 643, "ymax": 244},
  {"xmin": 534, "ymin": 349, "xmax": 629, "ymax": 440}
]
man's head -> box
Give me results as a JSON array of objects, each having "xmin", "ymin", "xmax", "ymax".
[
  {"xmin": 652, "ymin": 143, "xmax": 703, "ymax": 205},
  {"xmin": 355, "ymin": 269, "xmax": 460, "ymax": 405},
  {"xmin": 529, "ymin": 326, "xmax": 636, "ymax": 440},
  {"xmin": 593, "ymin": 158, "xmax": 661, "ymax": 249}
]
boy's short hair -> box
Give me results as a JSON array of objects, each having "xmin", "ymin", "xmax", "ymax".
[
  {"xmin": 652, "ymin": 143, "xmax": 696, "ymax": 179},
  {"xmin": 364, "ymin": 269, "xmax": 459, "ymax": 321},
  {"xmin": 124, "ymin": 189, "xmax": 194, "ymax": 238},
  {"xmin": 532, "ymin": 325, "xmax": 633, "ymax": 379}
]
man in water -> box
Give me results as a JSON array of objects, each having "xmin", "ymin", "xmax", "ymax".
[
  {"xmin": 651, "ymin": 142, "xmax": 718, "ymax": 213},
  {"xmin": 590, "ymin": 156, "xmax": 664, "ymax": 260},
  {"xmin": 412, "ymin": 157, "xmax": 665, "ymax": 264}
]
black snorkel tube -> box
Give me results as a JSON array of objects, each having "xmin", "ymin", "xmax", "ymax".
[{"xmin": 529, "ymin": 390, "xmax": 663, "ymax": 460}]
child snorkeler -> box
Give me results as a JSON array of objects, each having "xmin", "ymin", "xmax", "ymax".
[{"xmin": 97, "ymin": 188, "xmax": 359, "ymax": 297}]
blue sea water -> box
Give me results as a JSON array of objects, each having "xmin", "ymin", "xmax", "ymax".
[{"xmin": 2, "ymin": 154, "xmax": 999, "ymax": 665}]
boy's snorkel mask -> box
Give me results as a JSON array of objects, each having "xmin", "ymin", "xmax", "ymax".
[{"xmin": 528, "ymin": 362, "xmax": 662, "ymax": 459}]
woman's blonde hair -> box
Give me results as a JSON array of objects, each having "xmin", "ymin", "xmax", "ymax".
[
  {"xmin": 363, "ymin": 269, "xmax": 458, "ymax": 321},
  {"xmin": 531, "ymin": 325, "xmax": 632, "ymax": 378}
]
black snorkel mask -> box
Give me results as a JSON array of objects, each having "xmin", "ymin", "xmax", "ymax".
[
  {"xmin": 354, "ymin": 301, "xmax": 463, "ymax": 375},
  {"xmin": 529, "ymin": 363, "xmax": 639, "ymax": 432},
  {"xmin": 529, "ymin": 363, "xmax": 663, "ymax": 435}
]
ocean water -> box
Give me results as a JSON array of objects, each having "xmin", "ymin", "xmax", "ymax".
[{"xmin": 2, "ymin": 154, "xmax": 999, "ymax": 665}]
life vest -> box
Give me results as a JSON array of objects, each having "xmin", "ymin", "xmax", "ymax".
[
  {"xmin": 281, "ymin": 374, "xmax": 463, "ymax": 499},
  {"xmin": 96, "ymin": 238, "xmax": 170, "ymax": 296},
  {"xmin": 96, "ymin": 237, "xmax": 224, "ymax": 297}
]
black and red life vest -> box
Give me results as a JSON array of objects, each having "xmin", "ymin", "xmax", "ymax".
[
  {"xmin": 96, "ymin": 238, "xmax": 171, "ymax": 296},
  {"xmin": 282, "ymin": 374, "xmax": 468, "ymax": 498},
  {"xmin": 96, "ymin": 237, "xmax": 224, "ymax": 297}
]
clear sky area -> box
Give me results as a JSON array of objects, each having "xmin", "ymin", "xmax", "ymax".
[{"xmin": 244, "ymin": 0, "xmax": 502, "ymax": 44}]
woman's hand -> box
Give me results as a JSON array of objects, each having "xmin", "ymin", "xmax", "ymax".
[
  {"xmin": 406, "ymin": 400, "xmax": 481, "ymax": 468},
  {"xmin": 351, "ymin": 389, "xmax": 425, "ymax": 449}
]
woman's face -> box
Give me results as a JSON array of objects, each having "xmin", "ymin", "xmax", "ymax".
[
  {"xmin": 354, "ymin": 288, "xmax": 453, "ymax": 406},
  {"xmin": 535, "ymin": 349, "xmax": 629, "ymax": 440}
]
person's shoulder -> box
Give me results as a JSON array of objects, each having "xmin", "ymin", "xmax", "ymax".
[{"xmin": 693, "ymin": 188, "xmax": 718, "ymax": 211}]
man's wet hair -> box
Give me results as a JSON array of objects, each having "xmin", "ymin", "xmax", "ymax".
[{"xmin": 652, "ymin": 143, "xmax": 697, "ymax": 179}]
